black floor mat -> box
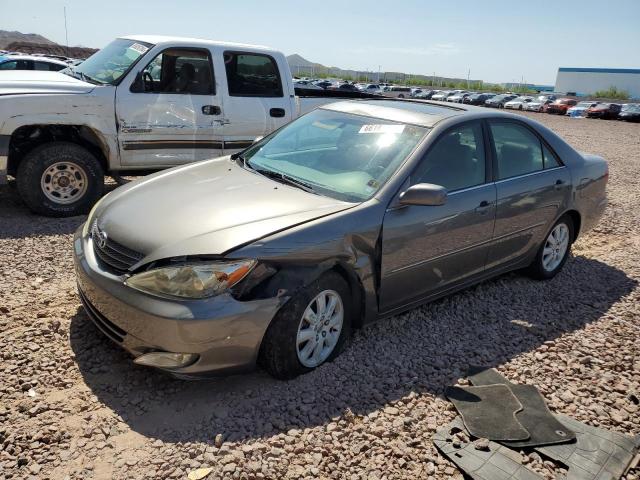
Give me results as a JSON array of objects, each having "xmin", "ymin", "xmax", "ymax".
[
  {"xmin": 445, "ymin": 385, "xmax": 530, "ymax": 441},
  {"xmin": 467, "ymin": 367, "xmax": 576, "ymax": 448},
  {"xmin": 535, "ymin": 414, "xmax": 640, "ymax": 480},
  {"xmin": 433, "ymin": 418, "xmax": 544, "ymax": 480}
]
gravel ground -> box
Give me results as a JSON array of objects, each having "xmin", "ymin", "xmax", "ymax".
[{"xmin": 1, "ymin": 113, "xmax": 639, "ymax": 480}]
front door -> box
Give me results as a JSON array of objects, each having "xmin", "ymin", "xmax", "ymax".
[
  {"xmin": 116, "ymin": 47, "xmax": 224, "ymax": 166},
  {"xmin": 380, "ymin": 121, "xmax": 497, "ymax": 312},
  {"xmin": 485, "ymin": 120, "xmax": 571, "ymax": 269},
  {"xmin": 220, "ymin": 51, "xmax": 293, "ymax": 154}
]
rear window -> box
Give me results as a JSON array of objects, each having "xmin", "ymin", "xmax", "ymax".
[{"xmin": 224, "ymin": 52, "xmax": 283, "ymax": 97}]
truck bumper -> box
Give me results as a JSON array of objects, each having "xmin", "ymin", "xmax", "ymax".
[{"xmin": 0, "ymin": 135, "xmax": 9, "ymax": 185}]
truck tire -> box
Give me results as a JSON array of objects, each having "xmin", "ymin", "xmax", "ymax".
[{"xmin": 16, "ymin": 142, "xmax": 104, "ymax": 217}]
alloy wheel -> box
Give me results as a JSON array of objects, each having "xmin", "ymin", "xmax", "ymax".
[
  {"xmin": 542, "ymin": 223, "xmax": 570, "ymax": 272},
  {"xmin": 296, "ymin": 290, "xmax": 344, "ymax": 368}
]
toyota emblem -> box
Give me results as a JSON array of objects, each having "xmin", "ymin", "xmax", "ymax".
[{"xmin": 91, "ymin": 222, "xmax": 108, "ymax": 249}]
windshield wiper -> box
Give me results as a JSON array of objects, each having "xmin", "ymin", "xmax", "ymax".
[{"xmin": 252, "ymin": 167, "xmax": 317, "ymax": 194}]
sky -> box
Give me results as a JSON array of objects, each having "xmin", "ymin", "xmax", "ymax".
[{"xmin": 3, "ymin": 0, "xmax": 639, "ymax": 85}]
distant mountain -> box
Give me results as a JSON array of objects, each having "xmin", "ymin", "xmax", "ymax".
[
  {"xmin": 0, "ymin": 30, "xmax": 56, "ymax": 49},
  {"xmin": 286, "ymin": 54, "xmax": 331, "ymax": 69}
]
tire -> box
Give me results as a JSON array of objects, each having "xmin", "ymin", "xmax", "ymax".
[
  {"xmin": 526, "ymin": 215, "xmax": 574, "ymax": 280},
  {"xmin": 398, "ymin": 94, "xmax": 405, "ymax": 98},
  {"xmin": 259, "ymin": 271, "xmax": 353, "ymax": 379},
  {"xmin": 16, "ymin": 142, "xmax": 104, "ymax": 217}
]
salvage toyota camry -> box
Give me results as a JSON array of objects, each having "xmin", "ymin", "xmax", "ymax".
[{"xmin": 74, "ymin": 99, "xmax": 608, "ymax": 379}]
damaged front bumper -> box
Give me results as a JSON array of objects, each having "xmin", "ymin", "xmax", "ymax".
[{"xmin": 73, "ymin": 226, "xmax": 282, "ymax": 378}]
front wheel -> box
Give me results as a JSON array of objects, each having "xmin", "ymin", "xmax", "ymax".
[
  {"xmin": 259, "ymin": 272, "xmax": 352, "ymax": 379},
  {"xmin": 16, "ymin": 142, "xmax": 104, "ymax": 217},
  {"xmin": 526, "ymin": 215, "xmax": 574, "ymax": 280}
]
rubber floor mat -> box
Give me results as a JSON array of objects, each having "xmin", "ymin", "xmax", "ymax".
[
  {"xmin": 535, "ymin": 414, "xmax": 640, "ymax": 480},
  {"xmin": 445, "ymin": 385, "xmax": 530, "ymax": 441},
  {"xmin": 467, "ymin": 366, "xmax": 575, "ymax": 447},
  {"xmin": 433, "ymin": 417, "xmax": 543, "ymax": 480}
]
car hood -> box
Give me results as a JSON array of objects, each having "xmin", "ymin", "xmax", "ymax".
[
  {"xmin": 0, "ymin": 70, "xmax": 95, "ymax": 95},
  {"xmin": 94, "ymin": 157, "xmax": 354, "ymax": 264}
]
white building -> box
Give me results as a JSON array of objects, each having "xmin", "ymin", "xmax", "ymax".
[{"xmin": 555, "ymin": 68, "xmax": 640, "ymax": 98}]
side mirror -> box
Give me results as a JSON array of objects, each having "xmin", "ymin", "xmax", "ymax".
[
  {"xmin": 130, "ymin": 71, "xmax": 144, "ymax": 93},
  {"xmin": 399, "ymin": 183, "xmax": 447, "ymax": 206},
  {"xmin": 252, "ymin": 136, "xmax": 264, "ymax": 145}
]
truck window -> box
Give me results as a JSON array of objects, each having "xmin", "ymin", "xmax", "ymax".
[
  {"xmin": 140, "ymin": 48, "xmax": 214, "ymax": 95},
  {"xmin": 223, "ymin": 52, "xmax": 283, "ymax": 97}
]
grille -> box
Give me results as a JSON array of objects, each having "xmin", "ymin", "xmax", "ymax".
[
  {"xmin": 78, "ymin": 289, "xmax": 127, "ymax": 343},
  {"xmin": 91, "ymin": 222, "xmax": 144, "ymax": 273}
]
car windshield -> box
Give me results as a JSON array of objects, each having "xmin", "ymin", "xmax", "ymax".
[
  {"xmin": 243, "ymin": 109, "xmax": 427, "ymax": 202},
  {"xmin": 64, "ymin": 38, "xmax": 152, "ymax": 85},
  {"xmin": 623, "ymin": 104, "xmax": 640, "ymax": 112}
]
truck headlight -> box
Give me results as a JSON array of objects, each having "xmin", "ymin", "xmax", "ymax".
[{"xmin": 125, "ymin": 260, "xmax": 256, "ymax": 299}]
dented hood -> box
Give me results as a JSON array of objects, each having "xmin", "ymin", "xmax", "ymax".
[
  {"xmin": 94, "ymin": 157, "xmax": 354, "ymax": 264},
  {"xmin": 0, "ymin": 70, "xmax": 95, "ymax": 95}
]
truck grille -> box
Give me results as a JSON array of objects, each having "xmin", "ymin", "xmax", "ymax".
[{"xmin": 91, "ymin": 222, "xmax": 144, "ymax": 273}]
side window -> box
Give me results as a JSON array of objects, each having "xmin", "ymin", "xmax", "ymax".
[
  {"xmin": 413, "ymin": 122, "xmax": 486, "ymax": 192},
  {"xmin": 0, "ymin": 60, "xmax": 31, "ymax": 70},
  {"xmin": 490, "ymin": 122, "xmax": 543, "ymax": 180},
  {"xmin": 0, "ymin": 61, "xmax": 17, "ymax": 70},
  {"xmin": 35, "ymin": 61, "xmax": 64, "ymax": 71},
  {"xmin": 542, "ymin": 143, "xmax": 560, "ymax": 169},
  {"xmin": 140, "ymin": 48, "xmax": 214, "ymax": 95},
  {"xmin": 224, "ymin": 52, "xmax": 283, "ymax": 97}
]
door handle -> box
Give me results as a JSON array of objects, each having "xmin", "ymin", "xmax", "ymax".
[
  {"xmin": 270, "ymin": 108, "xmax": 286, "ymax": 118},
  {"xmin": 202, "ymin": 105, "xmax": 221, "ymax": 115},
  {"xmin": 554, "ymin": 179, "xmax": 566, "ymax": 190},
  {"xmin": 475, "ymin": 200, "xmax": 492, "ymax": 214}
]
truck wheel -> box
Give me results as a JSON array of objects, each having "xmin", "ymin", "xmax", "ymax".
[
  {"xmin": 16, "ymin": 142, "xmax": 104, "ymax": 217},
  {"xmin": 259, "ymin": 272, "xmax": 352, "ymax": 379}
]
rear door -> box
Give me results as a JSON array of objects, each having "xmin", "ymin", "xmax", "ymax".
[
  {"xmin": 485, "ymin": 120, "xmax": 571, "ymax": 269},
  {"xmin": 116, "ymin": 46, "xmax": 224, "ymax": 166},
  {"xmin": 220, "ymin": 51, "xmax": 293, "ymax": 154},
  {"xmin": 379, "ymin": 121, "xmax": 497, "ymax": 312}
]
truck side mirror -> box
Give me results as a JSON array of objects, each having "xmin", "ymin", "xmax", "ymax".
[{"xmin": 130, "ymin": 71, "xmax": 144, "ymax": 93}]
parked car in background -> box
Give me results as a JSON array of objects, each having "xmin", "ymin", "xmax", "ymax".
[
  {"xmin": 0, "ymin": 35, "xmax": 379, "ymax": 217},
  {"xmin": 524, "ymin": 98, "xmax": 553, "ymax": 112},
  {"xmin": 504, "ymin": 96, "xmax": 534, "ymax": 110},
  {"xmin": 463, "ymin": 93, "xmax": 494, "ymax": 105},
  {"xmin": 618, "ymin": 103, "xmax": 640, "ymax": 122},
  {"xmin": 546, "ymin": 98, "xmax": 577, "ymax": 115},
  {"xmin": 363, "ymin": 84, "xmax": 382, "ymax": 94},
  {"xmin": 74, "ymin": 99, "xmax": 608, "ymax": 379},
  {"xmin": 484, "ymin": 94, "xmax": 517, "ymax": 108},
  {"xmin": 447, "ymin": 91, "xmax": 472, "ymax": 103},
  {"xmin": 293, "ymin": 79, "xmax": 323, "ymax": 90},
  {"xmin": 414, "ymin": 89, "xmax": 437, "ymax": 99},
  {"xmin": 586, "ymin": 103, "xmax": 621, "ymax": 119},
  {"xmin": 383, "ymin": 86, "xmax": 412, "ymax": 98},
  {"xmin": 566, "ymin": 101, "xmax": 599, "ymax": 117},
  {"xmin": 0, "ymin": 54, "xmax": 68, "ymax": 71},
  {"xmin": 431, "ymin": 90, "xmax": 452, "ymax": 101},
  {"xmin": 330, "ymin": 83, "xmax": 359, "ymax": 92},
  {"xmin": 314, "ymin": 80, "xmax": 333, "ymax": 89}
]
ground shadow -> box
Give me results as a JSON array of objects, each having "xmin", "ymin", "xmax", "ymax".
[{"xmin": 69, "ymin": 255, "xmax": 636, "ymax": 445}]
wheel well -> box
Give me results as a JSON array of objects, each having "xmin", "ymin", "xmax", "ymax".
[
  {"xmin": 7, "ymin": 125, "xmax": 109, "ymax": 176},
  {"xmin": 565, "ymin": 210, "xmax": 581, "ymax": 241},
  {"xmin": 330, "ymin": 264, "xmax": 366, "ymax": 329}
]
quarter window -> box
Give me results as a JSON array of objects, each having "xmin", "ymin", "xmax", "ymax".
[
  {"xmin": 542, "ymin": 144, "xmax": 560, "ymax": 169},
  {"xmin": 139, "ymin": 48, "xmax": 214, "ymax": 95},
  {"xmin": 224, "ymin": 52, "xmax": 283, "ymax": 97},
  {"xmin": 414, "ymin": 122, "xmax": 486, "ymax": 191}
]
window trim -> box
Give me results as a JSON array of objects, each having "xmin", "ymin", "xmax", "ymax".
[
  {"xmin": 133, "ymin": 46, "xmax": 216, "ymax": 95},
  {"xmin": 486, "ymin": 118, "xmax": 565, "ymax": 182},
  {"xmin": 410, "ymin": 119, "xmax": 489, "ymax": 193},
  {"xmin": 223, "ymin": 50, "xmax": 284, "ymax": 98}
]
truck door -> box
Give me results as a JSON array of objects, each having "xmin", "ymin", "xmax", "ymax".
[
  {"xmin": 116, "ymin": 47, "xmax": 224, "ymax": 166},
  {"xmin": 220, "ymin": 51, "xmax": 294, "ymax": 154}
]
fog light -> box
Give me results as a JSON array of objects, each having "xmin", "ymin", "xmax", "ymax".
[{"xmin": 133, "ymin": 352, "xmax": 199, "ymax": 369}]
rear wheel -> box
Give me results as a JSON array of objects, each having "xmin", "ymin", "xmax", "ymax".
[
  {"xmin": 526, "ymin": 215, "xmax": 574, "ymax": 280},
  {"xmin": 16, "ymin": 142, "xmax": 104, "ymax": 217},
  {"xmin": 259, "ymin": 272, "xmax": 352, "ymax": 379}
]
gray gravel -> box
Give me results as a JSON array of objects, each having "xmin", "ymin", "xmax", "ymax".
[{"xmin": 0, "ymin": 113, "xmax": 639, "ymax": 480}]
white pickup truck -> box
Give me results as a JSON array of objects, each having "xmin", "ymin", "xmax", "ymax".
[{"xmin": 0, "ymin": 35, "xmax": 376, "ymax": 216}]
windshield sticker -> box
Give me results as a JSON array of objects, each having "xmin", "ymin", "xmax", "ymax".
[
  {"xmin": 128, "ymin": 43, "xmax": 149, "ymax": 55},
  {"xmin": 359, "ymin": 124, "xmax": 405, "ymax": 134}
]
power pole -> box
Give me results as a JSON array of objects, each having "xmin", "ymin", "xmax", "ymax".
[
  {"xmin": 63, "ymin": 6, "xmax": 69, "ymax": 56},
  {"xmin": 467, "ymin": 69, "xmax": 470, "ymax": 89}
]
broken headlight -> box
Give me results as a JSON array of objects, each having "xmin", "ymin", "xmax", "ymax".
[{"xmin": 125, "ymin": 260, "xmax": 256, "ymax": 299}]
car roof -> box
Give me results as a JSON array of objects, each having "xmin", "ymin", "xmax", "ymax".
[
  {"xmin": 0, "ymin": 55, "xmax": 68, "ymax": 65},
  {"xmin": 320, "ymin": 98, "xmax": 519, "ymax": 128},
  {"xmin": 120, "ymin": 35, "xmax": 275, "ymax": 53}
]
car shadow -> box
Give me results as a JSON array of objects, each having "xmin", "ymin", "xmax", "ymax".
[
  {"xmin": 0, "ymin": 179, "xmax": 124, "ymax": 240},
  {"xmin": 69, "ymin": 254, "xmax": 636, "ymax": 445}
]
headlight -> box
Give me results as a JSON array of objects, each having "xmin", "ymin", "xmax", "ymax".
[{"xmin": 125, "ymin": 260, "xmax": 256, "ymax": 299}]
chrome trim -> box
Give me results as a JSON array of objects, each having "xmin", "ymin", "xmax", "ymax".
[
  {"xmin": 495, "ymin": 166, "xmax": 566, "ymax": 185},
  {"xmin": 0, "ymin": 155, "xmax": 7, "ymax": 184}
]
